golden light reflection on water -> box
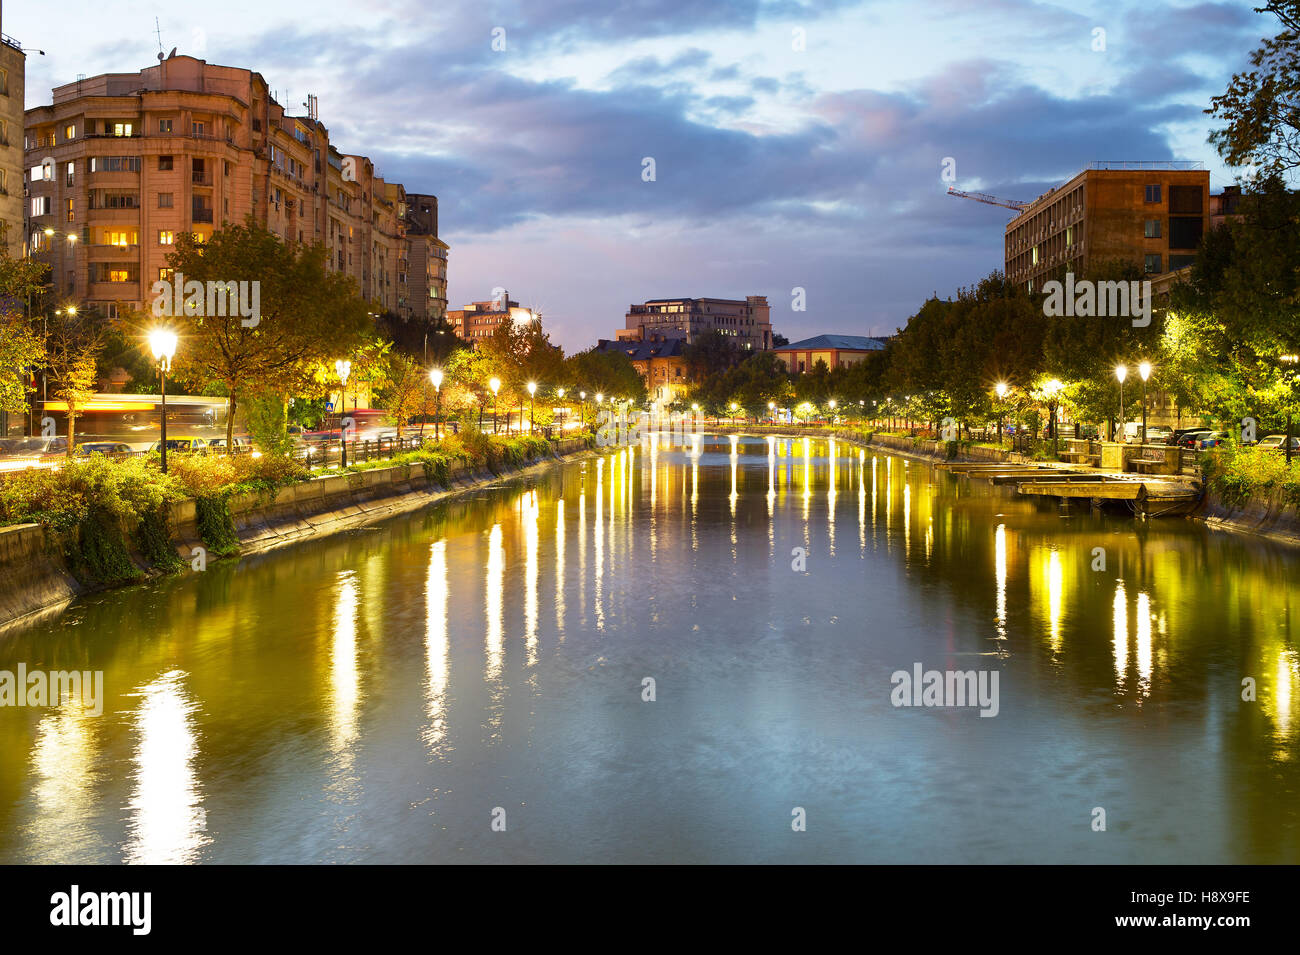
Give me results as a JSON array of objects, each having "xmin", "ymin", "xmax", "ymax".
[
  {"xmin": 124, "ymin": 670, "xmax": 209, "ymax": 864},
  {"xmin": 555, "ymin": 498, "xmax": 566, "ymax": 637},
  {"xmin": 524, "ymin": 490, "xmax": 540, "ymax": 666},
  {"xmin": 1047, "ymin": 547, "xmax": 1063, "ymax": 650},
  {"xmin": 25, "ymin": 703, "xmax": 102, "ymax": 862},
  {"xmin": 995, "ymin": 523, "xmax": 1007, "ymax": 641},
  {"xmin": 1135, "ymin": 591, "xmax": 1154, "ymax": 697},
  {"xmin": 424, "ymin": 540, "xmax": 449, "ymax": 750},
  {"xmin": 1113, "ymin": 580, "xmax": 1128, "ymax": 692},
  {"xmin": 330, "ymin": 572, "xmax": 360, "ymax": 754},
  {"xmin": 486, "ymin": 524, "xmax": 505, "ymax": 683}
]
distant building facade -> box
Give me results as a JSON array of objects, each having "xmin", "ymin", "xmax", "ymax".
[
  {"xmin": 595, "ymin": 337, "xmax": 688, "ymax": 403},
  {"xmin": 448, "ymin": 294, "xmax": 538, "ymax": 342},
  {"xmin": 619, "ymin": 295, "xmax": 773, "ymax": 351},
  {"xmin": 1005, "ymin": 162, "xmax": 1210, "ymax": 292},
  {"xmin": 23, "ymin": 54, "xmax": 446, "ymax": 320},
  {"xmin": 772, "ymin": 334, "xmax": 887, "ymax": 373},
  {"xmin": 0, "ymin": 18, "xmax": 25, "ymax": 258},
  {"xmin": 403, "ymin": 192, "xmax": 448, "ymax": 323}
]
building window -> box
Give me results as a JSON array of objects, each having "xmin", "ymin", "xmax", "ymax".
[
  {"xmin": 30, "ymin": 164, "xmax": 51, "ymax": 182},
  {"xmin": 1144, "ymin": 184, "xmax": 1162, "ymax": 203},
  {"xmin": 30, "ymin": 196, "xmax": 51, "ymax": 217},
  {"xmin": 192, "ymin": 121, "xmax": 205, "ymax": 137},
  {"xmin": 159, "ymin": 119, "xmax": 173, "ymax": 133},
  {"xmin": 159, "ymin": 230, "xmax": 174, "ymax": 245},
  {"xmin": 109, "ymin": 269, "xmax": 130, "ymax": 282},
  {"xmin": 66, "ymin": 198, "xmax": 74, "ymax": 222},
  {"xmin": 103, "ymin": 229, "xmax": 137, "ymax": 246},
  {"xmin": 0, "ymin": 69, "xmax": 7, "ymax": 96},
  {"xmin": 89, "ymin": 156, "xmax": 141, "ymax": 172},
  {"xmin": 1144, "ymin": 219, "xmax": 1162, "ymax": 238},
  {"xmin": 64, "ymin": 124, "xmax": 76, "ymax": 141},
  {"xmin": 1169, "ymin": 254, "xmax": 1196, "ymax": 270},
  {"xmin": 158, "ymin": 193, "xmax": 174, "ymax": 208},
  {"xmin": 112, "ymin": 123, "xmax": 134, "ymax": 137},
  {"xmin": 66, "ymin": 161, "xmax": 75, "ymax": 186},
  {"xmin": 1144, "ymin": 254, "xmax": 1162, "ymax": 274},
  {"xmin": 159, "ymin": 155, "xmax": 174, "ymax": 170}
]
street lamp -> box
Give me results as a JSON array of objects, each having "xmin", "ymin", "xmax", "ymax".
[
  {"xmin": 580, "ymin": 391, "xmax": 587, "ymax": 429},
  {"xmin": 1282, "ymin": 355, "xmax": 1299, "ymax": 464},
  {"xmin": 527, "ymin": 381, "xmax": 537, "ymax": 435},
  {"xmin": 1115, "ymin": 364, "xmax": 1128, "ymax": 443},
  {"xmin": 148, "ymin": 329, "xmax": 178, "ymax": 474},
  {"xmin": 557, "ymin": 387, "xmax": 566, "ymax": 432},
  {"xmin": 768, "ymin": 400, "xmax": 776, "ymax": 425},
  {"xmin": 1138, "ymin": 361, "xmax": 1152, "ymax": 445},
  {"xmin": 429, "ymin": 368, "xmax": 443, "ymax": 441},
  {"xmin": 336, "ymin": 359, "xmax": 352, "ymax": 467},
  {"xmin": 490, "ymin": 377, "xmax": 501, "ymax": 433},
  {"xmin": 995, "ymin": 382, "xmax": 1009, "ymax": 447},
  {"xmin": 1043, "ymin": 378, "xmax": 1063, "ymax": 455}
]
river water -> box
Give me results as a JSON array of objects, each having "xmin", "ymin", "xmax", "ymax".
[{"xmin": 1, "ymin": 434, "xmax": 1297, "ymax": 863}]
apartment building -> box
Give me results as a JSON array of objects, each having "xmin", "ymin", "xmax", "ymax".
[
  {"xmin": 772, "ymin": 334, "xmax": 887, "ymax": 373},
  {"xmin": 404, "ymin": 192, "xmax": 449, "ymax": 323},
  {"xmin": 23, "ymin": 54, "xmax": 445, "ymax": 319},
  {"xmin": 595, "ymin": 337, "xmax": 689, "ymax": 403},
  {"xmin": 1004, "ymin": 162, "xmax": 1210, "ymax": 292},
  {"xmin": 618, "ymin": 295, "xmax": 773, "ymax": 350},
  {"xmin": 448, "ymin": 295, "xmax": 538, "ymax": 342},
  {"xmin": 0, "ymin": 16, "xmax": 24, "ymax": 258}
]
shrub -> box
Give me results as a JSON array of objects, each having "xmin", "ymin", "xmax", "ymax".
[{"xmin": 195, "ymin": 494, "xmax": 239, "ymax": 558}]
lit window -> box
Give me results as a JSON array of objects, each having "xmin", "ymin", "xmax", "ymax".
[
  {"xmin": 1144, "ymin": 219, "xmax": 1162, "ymax": 238},
  {"xmin": 64, "ymin": 124, "xmax": 76, "ymax": 140},
  {"xmin": 109, "ymin": 269, "xmax": 130, "ymax": 282},
  {"xmin": 113, "ymin": 123, "xmax": 133, "ymax": 137},
  {"xmin": 159, "ymin": 230, "xmax": 174, "ymax": 245}
]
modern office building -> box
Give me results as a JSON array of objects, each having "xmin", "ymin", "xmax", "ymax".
[
  {"xmin": 618, "ymin": 295, "xmax": 773, "ymax": 351},
  {"xmin": 1004, "ymin": 162, "xmax": 1210, "ymax": 292},
  {"xmin": 772, "ymin": 334, "xmax": 888, "ymax": 373},
  {"xmin": 23, "ymin": 54, "xmax": 446, "ymax": 319},
  {"xmin": 0, "ymin": 13, "xmax": 25, "ymax": 258}
]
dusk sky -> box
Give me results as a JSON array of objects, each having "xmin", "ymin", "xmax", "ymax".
[{"xmin": 9, "ymin": 0, "xmax": 1265, "ymax": 352}]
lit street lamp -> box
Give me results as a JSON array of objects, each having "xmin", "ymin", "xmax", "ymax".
[
  {"xmin": 336, "ymin": 359, "xmax": 352, "ymax": 467},
  {"xmin": 1043, "ymin": 378, "xmax": 1063, "ymax": 455},
  {"xmin": 995, "ymin": 381, "xmax": 1009, "ymax": 447},
  {"xmin": 149, "ymin": 329, "xmax": 178, "ymax": 474},
  {"xmin": 490, "ymin": 377, "xmax": 501, "ymax": 433},
  {"xmin": 557, "ymin": 387, "xmax": 566, "ymax": 432},
  {"xmin": 1138, "ymin": 361, "xmax": 1152, "ymax": 445},
  {"xmin": 1115, "ymin": 364, "xmax": 1128, "ymax": 443},
  {"xmin": 527, "ymin": 381, "xmax": 537, "ymax": 435},
  {"xmin": 430, "ymin": 368, "xmax": 443, "ymax": 441},
  {"xmin": 768, "ymin": 400, "xmax": 776, "ymax": 425}
]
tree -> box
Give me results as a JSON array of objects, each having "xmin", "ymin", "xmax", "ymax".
[
  {"xmin": 45, "ymin": 308, "xmax": 106, "ymax": 457},
  {"xmin": 1207, "ymin": 2, "xmax": 1300, "ymax": 176},
  {"xmin": 0, "ymin": 250, "xmax": 48, "ymax": 428},
  {"xmin": 373, "ymin": 351, "xmax": 427, "ymax": 439},
  {"xmin": 160, "ymin": 222, "xmax": 372, "ymax": 451},
  {"xmin": 683, "ymin": 330, "xmax": 742, "ymax": 380}
]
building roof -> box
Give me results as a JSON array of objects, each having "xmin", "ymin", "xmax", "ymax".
[
  {"xmin": 775, "ymin": 334, "xmax": 887, "ymax": 352},
  {"xmin": 596, "ymin": 338, "xmax": 686, "ymax": 360}
]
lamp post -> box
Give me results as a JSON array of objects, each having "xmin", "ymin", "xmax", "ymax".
[
  {"xmin": 579, "ymin": 391, "xmax": 586, "ymax": 430},
  {"xmin": 490, "ymin": 377, "xmax": 501, "ymax": 434},
  {"xmin": 995, "ymin": 382, "xmax": 1008, "ymax": 447},
  {"xmin": 1282, "ymin": 355, "xmax": 1299, "ymax": 465},
  {"xmin": 1043, "ymin": 378, "xmax": 1063, "ymax": 455},
  {"xmin": 149, "ymin": 329, "xmax": 178, "ymax": 474},
  {"xmin": 430, "ymin": 368, "xmax": 443, "ymax": 441},
  {"xmin": 336, "ymin": 359, "xmax": 352, "ymax": 467},
  {"xmin": 527, "ymin": 381, "xmax": 537, "ymax": 435},
  {"xmin": 828, "ymin": 398, "xmax": 837, "ymax": 426},
  {"xmin": 1115, "ymin": 364, "xmax": 1128, "ymax": 443},
  {"xmin": 768, "ymin": 401, "xmax": 776, "ymax": 425},
  {"xmin": 557, "ymin": 387, "xmax": 566, "ymax": 432},
  {"xmin": 1138, "ymin": 361, "xmax": 1152, "ymax": 445}
]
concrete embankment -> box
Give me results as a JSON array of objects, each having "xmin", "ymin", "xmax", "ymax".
[
  {"xmin": 0, "ymin": 438, "xmax": 595, "ymax": 632},
  {"xmin": 1195, "ymin": 488, "xmax": 1300, "ymax": 548}
]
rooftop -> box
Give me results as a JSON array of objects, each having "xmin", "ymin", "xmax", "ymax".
[{"xmin": 775, "ymin": 334, "xmax": 888, "ymax": 352}]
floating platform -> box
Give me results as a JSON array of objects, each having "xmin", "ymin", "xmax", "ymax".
[{"xmin": 1016, "ymin": 479, "xmax": 1200, "ymax": 516}]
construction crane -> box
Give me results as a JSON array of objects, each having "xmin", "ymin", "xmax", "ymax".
[{"xmin": 946, "ymin": 187, "xmax": 1027, "ymax": 212}]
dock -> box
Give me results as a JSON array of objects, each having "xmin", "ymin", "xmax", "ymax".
[{"xmin": 937, "ymin": 460, "xmax": 1201, "ymax": 516}]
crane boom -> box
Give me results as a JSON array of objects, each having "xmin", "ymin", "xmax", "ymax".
[{"xmin": 946, "ymin": 187, "xmax": 1028, "ymax": 211}]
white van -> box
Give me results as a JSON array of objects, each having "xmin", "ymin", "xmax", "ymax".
[{"xmin": 1122, "ymin": 422, "xmax": 1171, "ymax": 444}]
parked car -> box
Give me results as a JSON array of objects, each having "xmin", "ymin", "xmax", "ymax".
[
  {"xmin": 1075, "ymin": 424, "xmax": 1100, "ymax": 439},
  {"xmin": 1177, "ymin": 429, "xmax": 1213, "ymax": 449},
  {"xmin": 74, "ymin": 442, "xmax": 134, "ymax": 457},
  {"xmin": 148, "ymin": 436, "xmax": 210, "ymax": 454},
  {"xmin": 1142, "ymin": 425, "xmax": 1173, "ymax": 444},
  {"xmin": 1256, "ymin": 434, "xmax": 1300, "ymax": 453},
  {"xmin": 207, "ymin": 436, "xmax": 253, "ymax": 453},
  {"xmin": 1198, "ymin": 431, "xmax": 1232, "ymax": 450}
]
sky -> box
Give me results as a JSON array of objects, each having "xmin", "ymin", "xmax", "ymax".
[{"xmin": 8, "ymin": 0, "xmax": 1276, "ymax": 352}]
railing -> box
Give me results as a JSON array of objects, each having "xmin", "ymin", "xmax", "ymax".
[{"xmin": 1087, "ymin": 160, "xmax": 1205, "ymax": 171}]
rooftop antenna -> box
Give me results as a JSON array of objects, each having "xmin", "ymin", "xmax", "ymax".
[{"xmin": 155, "ymin": 17, "xmax": 165, "ymax": 61}]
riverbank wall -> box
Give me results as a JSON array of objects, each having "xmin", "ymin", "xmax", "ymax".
[{"xmin": 0, "ymin": 437, "xmax": 596, "ymax": 633}]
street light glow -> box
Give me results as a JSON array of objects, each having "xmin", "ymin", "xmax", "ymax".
[
  {"xmin": 489, "ymin": 377, "xmax": 501, "ymax": 395},
  {"xmin": 429, "ymin": 368, "xmax": 443, "ymax": 390},
  {"xmin": 995, "ymin": 381, "xmax": 1009, "ymax": 398},
  {"xmin": 1139, "ymin": 361, "xmax": 1152, "ymax": 382},
  {"xmin": 1115, "ymin": 364, "xmax": 1128, "ymax": 384},
  {"xmin": 335, "ymin": 359, "xmax": 351, "ymax": 385},
  {"xmin": 148, "ymin": 328, "xmax": 178, "ymax": 368},
  {"xmin": 527, "ymin": 381, "xmax": 537, "ymax": 396}
]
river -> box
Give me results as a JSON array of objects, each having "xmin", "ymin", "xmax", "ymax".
[{"xmin": 1, "ymin": 433, "xmax": 1297, "ymax": 863}]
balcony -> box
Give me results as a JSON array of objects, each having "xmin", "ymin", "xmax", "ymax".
[
  {"xmin": 191, "ymin": 171, "xmax": 214, "ymax": 186},
  {"xmin": 191, "ymin": 207, "xmax": 214, "ymax": 224}
]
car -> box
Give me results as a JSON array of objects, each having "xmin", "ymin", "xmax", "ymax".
[
  {"xmin": 207, "ymin": 436, "xmax": 253, "ymax": 452},
  {"xmin": 1256, "ymin": 434, "xmax": 1300, "ymax": 453},
  {"xmin": 1176, "ymin": 429, "xmax": 1213, "ymax": 449},
  {"xmin": 74, "ymin": 442, "xmax": 134, "ymax": 456},
  {"xmin": 1142, "ymin": 425, "xmax": 1173, "ymax": 444},
  {"xmin": 148, "ymin": 436, "xmax": 210, "ymax": 453},
  {"xmin": 3, "ymin": 436, "xmax": 69, "ymax": 456},
  {"xmin": 1198, "ymin": 431, "xmax": 1232, "ymax": 450}
]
